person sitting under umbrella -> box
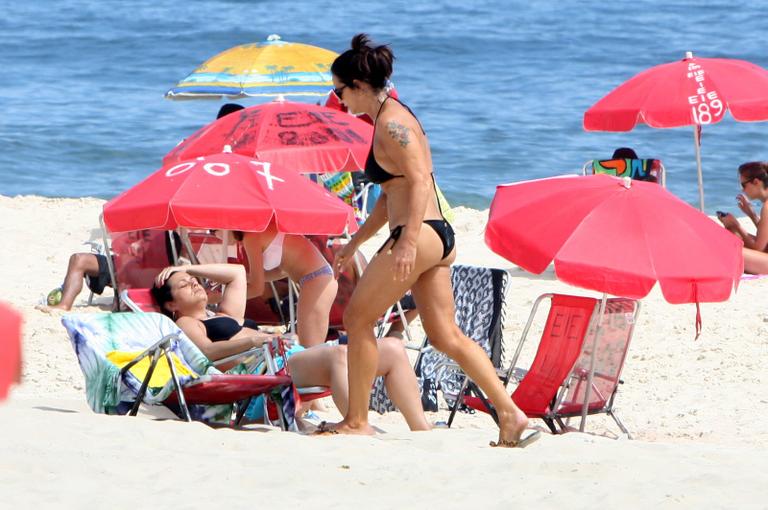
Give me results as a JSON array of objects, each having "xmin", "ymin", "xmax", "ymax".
[
  {"xmin": 151, "ymin": 262, "xmax": 430, "ymax": 431},
  {"xmin": 718, "ymin": 161, "xmax": 768, "ymax": 273},
  {"xmin": 219, "ymin": 223, "xmax": 338, "ymax": 348},
  {"xmin": 38, "ymin": 252, "xmax": 113, "ymax": 312}
]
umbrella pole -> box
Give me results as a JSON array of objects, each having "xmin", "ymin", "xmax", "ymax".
[
  {"xmin": 693, "ymin": 125, "xmax": 705, "ymax": 211},
  {"xmin": 579, "ymin": 292, "xmax": 607, "ymax": 432}
]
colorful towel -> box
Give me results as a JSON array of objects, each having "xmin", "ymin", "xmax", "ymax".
[
  {"xmin": 61, "ymin": 312, "xmax": 233, "ymax": 423},
  {"xmin": 106, "ymin": 350, "xmax": 197, "ymax": 388},
  {"xmin": 592, "ymin": 158, "xmax": 662, "ymax": 183}
]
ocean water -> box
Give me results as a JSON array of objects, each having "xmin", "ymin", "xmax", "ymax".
[{"xmin": 2, "ymin": 0, "xmax": 767, "ymax": 213}]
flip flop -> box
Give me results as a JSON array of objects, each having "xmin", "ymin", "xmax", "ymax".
[
  {"xmin": 312, "ymin": 421, "xmax": 339, "ymax": 436},
  {"xmin": 489, "ymin": 430, "xmax": 541, "ymax": 448}
]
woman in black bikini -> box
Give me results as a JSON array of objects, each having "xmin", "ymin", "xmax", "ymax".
[
  {"xmin": 151, "ymin": 263, "xmax": 430, "ymax": 431},
  {"xmin": 329, "ymin": 34, "xmax": 538, "ymax": 447}
]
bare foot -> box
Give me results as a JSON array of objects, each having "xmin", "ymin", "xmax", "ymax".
[
  {"xmin": 34, "ymin": 304, "xmax": 68, "ymax": 315},
  {"xmin": 496, "ymin": 408, "xmax": 531, "ymax": 445},
  {"xmin": 315, "ymin": 420, "xmax": 375, "ymax": 436}
]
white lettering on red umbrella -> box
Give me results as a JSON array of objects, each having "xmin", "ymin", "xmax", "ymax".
[
  {"xmin": 250, "ymin": 161, "xmax": 285, "ymax": 190},
  {"xmin": 203, "ymin": 163, "xmax": 230, "ymax": 176},
  {"xmin": 165, "ymin": 162, "xmax": 196, "ymax": 177},
  {"xmin": 686, "ymin": 62, "xmax": 724, "ymax": 125}
]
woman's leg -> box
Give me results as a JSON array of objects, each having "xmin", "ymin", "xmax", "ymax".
[
  {"xmin": 296, "ymin": 273, "xmax": 338, "ymax": 347},
  {"xmin": 335, "ymin": 229, "xmax": 442, "ymax": 434},
  {"xmin": 289, "ymin": 340, "xmax": 429, "ymax": 431},
  {"xmin": 410, "ymin": 265, "xmax": 530, "ymax": 444},
  {"xmin": 288, "ymin": 345, "xmax": 350, "ymax": 414},
  {"xmin": 743, "ymin": 247, "xmax": 768, "ymax": 274},
  {"xmin": 376, "ymin": 337, "xmax": 430, "ymax": 431}
]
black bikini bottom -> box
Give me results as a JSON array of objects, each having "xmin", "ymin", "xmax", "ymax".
[{"xmin": 377, "ymin": 219, "xmax": 455, "ymax": 260}]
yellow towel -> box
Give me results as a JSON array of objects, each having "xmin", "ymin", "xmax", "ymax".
[
  {"xmin": 107, "ymin": 350, "xmax": 196, "ymax": 388},
  {"xmin": 434, "ymin": 183, "xmax": 455, "ymax": 223}
]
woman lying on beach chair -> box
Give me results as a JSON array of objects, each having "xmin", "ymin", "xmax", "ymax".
[{"xmin": 151, "ymin": 262, "xmax": 430, "ymax": 431}]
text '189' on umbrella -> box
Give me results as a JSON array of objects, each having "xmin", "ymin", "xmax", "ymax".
[{"xmin": 584, "ymin": 52, "xmax": 768, "ymax": 211}]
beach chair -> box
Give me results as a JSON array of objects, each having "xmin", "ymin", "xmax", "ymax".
[
  {"xmin": 120, "ymin": 288, "xmax": 161, "ymax": 313},
  {"xmin": 97, "ymin": 221, "xmax": 181, "ymax": 311},
  {"xmin": 414, "ymin": 264, "xmax": 509, "ymax": 412},
  {"xmin": 454, "ymin": 293, "xmax": 640, "ymax": 436},
  {"xmin": 61, "ymin": 312, "xmax": 293, "ymax": 428},
  {"xmin": 582, "ymin": 157, "xmax": 666, "ymax": 186}
]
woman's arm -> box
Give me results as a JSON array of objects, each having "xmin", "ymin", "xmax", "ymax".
[
  {"xmin": 737, "ymin": 194, "xmax": 759, "ymax": 227},
  {"xmin": 349, "ymin": 192, "xmax": 389, "ymax": 249},
  {"xmin": 160, "ymin": 263, "xmax": 247, "ymax": 318},
  {"xmin": 332, "ymin": 193, "xmax": 388, "ymax": 276},
  {"xmin": 379, "ymin": 117, "xmax": 432, "ymax": 281},
  {"xmin": 720, "ymin": 214, "xmax": 755, "ymax": 246},
  {"xmin": 176, "ymin": 316, "xmax": 270, "ymax": 361},
  {"xmin": 749, "ymin": 206, "xmax": 768, "ymax": 252},
  {"xmin": 241, "ymin": 234, "xmax": 267, "ymax": 300}
]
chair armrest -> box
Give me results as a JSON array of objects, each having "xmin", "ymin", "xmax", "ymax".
[{"xmin": 212, "ymin": 347, "xmax": 264, "ymax": 368}]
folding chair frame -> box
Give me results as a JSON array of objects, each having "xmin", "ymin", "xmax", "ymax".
[
  {"xmin": 118, "ymin": 333, "xmax": 290, "ymax": 429},
  {"xmin": 446, "ymin": 293, "xmax": 640, "ymax": 437},
  {"xmin": 99, "ymin": 215, "xmax": 182, "ymax": 312}
]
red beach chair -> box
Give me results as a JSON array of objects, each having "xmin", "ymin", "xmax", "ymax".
[{"xmin": 453, "ymin": 293, "xmax": 640, "ymax": 436}]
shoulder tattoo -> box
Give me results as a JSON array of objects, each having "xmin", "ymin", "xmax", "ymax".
[{"xmin": 386, "ymin": 121, "xmax": 411, "ymax": 148}]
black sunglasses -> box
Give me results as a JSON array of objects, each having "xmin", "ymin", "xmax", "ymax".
[
  {"xmin": 741, "ymin": 179, "xmax": 752, "ymax": 189},
  {"xmin": 333, "ymin": 85, "xmax": 347, "ymax": 99}
]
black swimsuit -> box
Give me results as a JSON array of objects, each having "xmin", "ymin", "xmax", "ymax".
[
  {"xmin": 366, "ymin": 96, "xmax": 455, "ymax": 260},
  {"xmin": 203, "ymin": 316, "xmax": 259, "ymax": 342}
]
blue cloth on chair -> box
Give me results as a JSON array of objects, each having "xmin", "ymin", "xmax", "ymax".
[{"xmin": 415, "ymin": 264, "xmax": 509, "ymax": 411}]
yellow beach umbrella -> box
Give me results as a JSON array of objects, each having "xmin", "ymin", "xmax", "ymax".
[{"xmin": 166, "ymin": 34, "xmax": 337, "ymax": 100}]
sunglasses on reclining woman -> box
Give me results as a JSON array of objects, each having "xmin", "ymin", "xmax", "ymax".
[{"xmin": 333, "ymin": 85, "xmax": 347, "ymax": 99}]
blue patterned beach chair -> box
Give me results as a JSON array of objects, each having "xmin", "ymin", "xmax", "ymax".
[
  {"xmin": 409, "ymin": 265, "xmax": 509, "ymax": 413},
  {"xmin": 61, "ymin": 312, "xmax": 292, "ymax": 427}
]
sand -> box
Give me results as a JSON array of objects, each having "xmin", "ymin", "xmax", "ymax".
[{"xmin": 1, "ymin": 195, "xmax": 766, "ymax": 509}]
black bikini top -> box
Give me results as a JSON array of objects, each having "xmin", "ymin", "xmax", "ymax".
[
  {"xmin": 364, "ymin": 96, "xmax": 427, "ymax": 184},
  {"xmin": 203, "ymin": 316, "xmax": 259, "ymax": 342}
]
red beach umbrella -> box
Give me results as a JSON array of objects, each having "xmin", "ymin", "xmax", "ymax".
[
  {"xmin": 0, "ymin": 301, "xmax": 22, "ymax": 400},
  {"xmin": 104, "ymin": 151, "xmax": 358, "ymax": 235},
  {"xmin": 486, "ymin": 174, "xmax": 742, "ymax": 307},
  {"xmin": 583, "ymin": 52, "xmax": 768, "ymax": 211},
  {"xmin": 162, "ymin": 99, "xmax": 373, "ymax": 174},
  {"xmin": 486, "ymin": 174, "xmax": 743, "ymax": 430}
]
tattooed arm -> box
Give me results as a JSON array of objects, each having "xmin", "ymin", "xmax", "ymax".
[{"xmin": 379, "ymin": 115, "xmax": 431, "ymax": 280}]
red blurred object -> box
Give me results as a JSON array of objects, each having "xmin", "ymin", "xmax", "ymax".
[
  {"xmin": 583, "ymin": 55, "xmax": 768, "ymax": 131},
  {"xmin": 485, "ymin": 174, "xmax": 743, "ymax": 305},
  {"xmin": 163, "ymin": 100, "xmax": 373, "ymax": 173},
  {"xmin": 0, "ymin": 301, "xmax": 22, "ymax": 400},
  {"xmin": 103, "ymin": 152, "xmax": 358, "ymax": 235},
  {"xmin": 324, "ymin": 85, "xmax": 399, "ymax": 125}
]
